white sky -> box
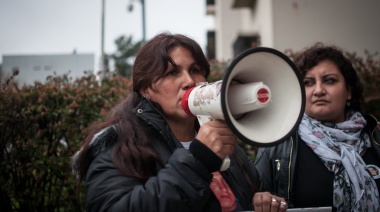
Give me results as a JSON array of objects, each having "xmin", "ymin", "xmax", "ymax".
[{"xmin": 0, "ymin": 0, "xmax": 214, "ymax": 70}]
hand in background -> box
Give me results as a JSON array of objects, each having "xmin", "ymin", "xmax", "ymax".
[{"xmin": 253, "ymin": 192, "xmax": 287, "ymax": 212}]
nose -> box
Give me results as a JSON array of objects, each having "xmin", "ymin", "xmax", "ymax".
[
  {"xmin": 313, "ymin": 81, "xmax": 325, "ymax": 97},
  {"xmin": 220, "ymin": 179, "xmax": 229, "ymax": 192},
  {"xmin": 182, "ymin": 71, "xmax": 196, "ymax": 89}
]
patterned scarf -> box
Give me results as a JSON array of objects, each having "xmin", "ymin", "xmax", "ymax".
[{"xmin": 298, "ymin": 112, "xmax": 380, "ymax": 211}]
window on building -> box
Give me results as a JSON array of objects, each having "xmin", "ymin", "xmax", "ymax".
[
  {"xmin": 233, "ymin": 35, "xmax": 260, "ymax": 57},
  {"xmin": 207, "ymin": 30, "xmax": 216, "ymax": 60}
]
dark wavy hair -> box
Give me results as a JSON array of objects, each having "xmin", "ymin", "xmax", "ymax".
[
  {"xmin": 133, "ymin": 33, "xmax": 210, "ymax": 92},
  {"xmin": 293, "ymin": 42, "xmax": 364, "ymax": 112},
  {"xmin": 75, "ymin": 32, "xmax": 210, "ymax": 183}
]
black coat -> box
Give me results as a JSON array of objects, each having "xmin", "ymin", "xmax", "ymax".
[{"xmin": 82, "ymin": 98, "xmax": 262, "ymax": 211}]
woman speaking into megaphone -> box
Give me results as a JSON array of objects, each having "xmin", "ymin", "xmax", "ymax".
[{"xmin": 72, "ymin": 32, "xmax": 286, "ymax": 212}]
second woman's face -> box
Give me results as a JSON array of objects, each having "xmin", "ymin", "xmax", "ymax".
[
  {"xmin": 145, "ymin": 46, "xmax": 207, "ymax": 123},
  {"xmin": 303, "ymin": 60, "xmax": 351, "ymax": 123}
]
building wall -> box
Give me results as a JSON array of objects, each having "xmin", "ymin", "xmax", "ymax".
[
  {"xmin": 272, "ymin": 0, "xmax": 380, "ymax": 55},
  {"xmin": 245, "ymin": 0, "xmax": 273, "ymax": 48},
  {"xmin": 215, "ymin": 0, "xmax": 244, "ymax": 61},
  {"xmin": 212, "ymin": 0, "xmax": 380, "ymax": 61},
  {"xmin": 2, "ymin": 54, "xmax": 94, "ymax": 86},
  {"xmin": 214, "ymin": 0, "xmax": 275, "ymax": 61}
]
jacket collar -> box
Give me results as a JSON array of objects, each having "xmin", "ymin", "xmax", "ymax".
[
  {"xmin": 132, "ymin": 97, "xmax": 183, "ymax": 151},
  {"xmin": 364, "ymin": 114, "xmax": 380, "ymax": 154}
]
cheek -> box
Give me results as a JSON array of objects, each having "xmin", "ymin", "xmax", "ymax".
[
  {"xmin": 195, "ymin": 75, "xmax": 207, "ymax": 83},
  {"xmin": 148, "ymin": 87, "xmax": 172, "ymax": 104},
  {"xmin": 304, "ymin": 89, "xmax": 314, "ymax": 110},
  {"xmin": 210, "ymin": 182, "xmax": 216, "ymax": 189},
  {"xmin": 331, "ymin": 87, "xmax": 348, "ymax": 101},
  {"xmin": 305, "ymin": 88, "xmax": 314, "ymax": 102},
  {"xmin": 152, "ymin": 81, "xmax": 176, "ymax": 96},
  {"xmin": 335, "ymin": 91, "xmax": 349, "ymax": 107}
]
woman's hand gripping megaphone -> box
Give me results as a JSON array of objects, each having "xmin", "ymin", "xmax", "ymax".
[
  {"xmin": 195, "ymin": 120, "xmax": 236, "ymax": 171},
  {"xmin": 181, "ymin": 80, "xmax": 271, "ymax": 171}
]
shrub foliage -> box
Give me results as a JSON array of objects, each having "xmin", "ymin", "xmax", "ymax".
[{"xmin": 0, "ymin": 71, "xmax": 132, "ymax": 211}]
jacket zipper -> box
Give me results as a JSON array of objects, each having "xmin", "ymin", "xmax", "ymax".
[{"xmin": 287, "ymin": 137, "xmax": 294, "ymax": 200}]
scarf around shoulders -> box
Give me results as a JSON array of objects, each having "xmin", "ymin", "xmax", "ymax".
[{"xmin": 298, "ymin": 112, "xmax": 380, "ymax": 211}]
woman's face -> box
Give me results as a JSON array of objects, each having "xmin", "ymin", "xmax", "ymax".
[
  {"xmin": 209, "ymin": 172, "xmax": 236, "ymax": 211},
  {"xmin": 303, "ymin": 60, "xmax": 351, "ymax": 123},
  {"xmin": 144, "ymin": 46, "xmax": 207, "ymax": 123}
]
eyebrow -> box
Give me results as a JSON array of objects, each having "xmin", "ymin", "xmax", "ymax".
[
  {"xmin": 322, "ymin": 73, "xmax": 339, "ymax": 78},
  {"xmin": 305, "ymin": 73, "xmax": 339, "ymax": 78}
]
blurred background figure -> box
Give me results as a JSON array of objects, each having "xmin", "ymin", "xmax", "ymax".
[{"xmin": 255, "ymin": 43, "xmax": 380, "ymax": 211}]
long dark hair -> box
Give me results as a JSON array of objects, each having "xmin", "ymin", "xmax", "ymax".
[
  {"xmin": 293, "ymin": 42, "xmax": 364, "ymax": 113},
  {"xmin": 75, "ymin": 32, "xmax": 210, "ymax": 183}
]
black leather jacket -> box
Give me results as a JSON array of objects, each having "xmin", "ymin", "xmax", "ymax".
[
  {"xmin": 254, "ymin": 114, "xmax": 380, "ymax": 208},
  {"xmin": 81, "ymin": 98, "xmax": 262, "ymax": 211}
]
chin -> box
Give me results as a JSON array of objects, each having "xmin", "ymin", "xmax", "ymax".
[
  {"xmin": 308, "ymin": 108, "xmax": 328, "ymax": 117},
  {"xmin": 182, "ymin": 113, "xmax": 197, "ymax": 122},
  {"xmin": 312, "ymin": 115, "xmax": 338, "ymax": 123}
]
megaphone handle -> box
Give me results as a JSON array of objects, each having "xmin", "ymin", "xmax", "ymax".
[
  {"xmin": 196, "ymin": 115, "xmax": 231, "ymax": 171},
  {"xmin": 220, "ymin": 156, "xmax": 231, "ymax": 171}
]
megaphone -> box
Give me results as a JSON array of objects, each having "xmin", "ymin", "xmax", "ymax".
[{"xmin": 181, "ymin": 47, "xmax": 305, "ymax": 170}]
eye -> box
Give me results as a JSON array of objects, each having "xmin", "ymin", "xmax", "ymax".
[
  {"xmin": 166, "ymin": 69, "xmax": 178, "ymax": 76},
  {"xmin": 189, "ymin": 66, "xmax": 203, "ymax": 75},
  {"xmin": 324, "ymin": 77, "xmax": 337, "ymax": 84},
  {"xmin": 303, "ymin": 78, "xmax": 314, "ymax": 87}
]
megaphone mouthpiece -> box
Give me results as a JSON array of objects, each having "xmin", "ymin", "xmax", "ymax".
[{"xmin": 181, "ymin": 87, "xmax": 196, "ymax": 118}]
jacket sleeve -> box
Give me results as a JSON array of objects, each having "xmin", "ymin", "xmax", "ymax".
[{"xmin": 85, "ymin": 147, "xmax": 218, "ymax": 212}]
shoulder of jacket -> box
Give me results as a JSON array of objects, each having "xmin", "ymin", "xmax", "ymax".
[
  {"xmin": 87, "ymin": 126, "xmax": 118, "ymax": 159},
  {"xmin": 71, "ymin": 126, "xmax": 118, "ymax": 178},
  {"xmin": 262, "ymin": 133, "xmax": 297, "ymax": 155},
  {"xmin": 364, "ymin": 114, "xmax": 378, "ymax": 126},
  {"xmin": 90, "ymin": 126, "xmax": 117, "ymax": 146},
  {"xmin": 364, "ymin": 115, "xmax": 380, "ymax": 146}
]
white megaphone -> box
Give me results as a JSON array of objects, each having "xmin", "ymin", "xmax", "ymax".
[{"xmin": 181, "ymin": 47, "xmax": 305, "ymax": 171}]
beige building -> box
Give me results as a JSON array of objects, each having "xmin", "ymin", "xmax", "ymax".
[
  {"xmin": 1, "ymin": 54, "xmax": 94, "ymax": 86},
  {"xmin": 206, "ymin": 0, "xmax": 380, "ymax": 61}
]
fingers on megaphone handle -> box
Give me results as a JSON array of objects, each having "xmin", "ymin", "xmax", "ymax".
[{"xmin": 196, "ymin": 120, "xmax": 235, "ymax": 159}]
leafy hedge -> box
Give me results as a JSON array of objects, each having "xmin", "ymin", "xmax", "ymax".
[
  {"xmin": 0, "ymin": 49, "xmax": 378, "ymax": 211},
  {"xmin": 347, "ymin": 51, "xmax": 380, "ymax": 117},
  {"xmin": 0, "ymin": 71, "xmax": 132, "ymax": 211}
]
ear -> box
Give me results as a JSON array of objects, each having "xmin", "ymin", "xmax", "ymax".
[
  {"xmin": 140, "ymin": 88, "xmax": 151, "ymax": 100},
  {"xmin": 346, "ymin": 87, "xmax": 352, "ymax": 101}
]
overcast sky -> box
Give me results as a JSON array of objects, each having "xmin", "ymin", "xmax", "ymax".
[{"xmin": 0, "ymin": 0, "xmax": 214, "ymax": 70}]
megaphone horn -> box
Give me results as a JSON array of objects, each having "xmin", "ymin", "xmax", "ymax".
[
  {"xmin": 181, "ymin": 47, "xmax": 305, "ymax": 169},
  {"xmin": 182, "ymin": 81, "xmax": 272, "ymax": 120}
]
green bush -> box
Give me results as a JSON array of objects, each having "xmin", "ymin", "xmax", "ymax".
[
  {"xmin": 346, "ymin": 51, "xmax": 380, "ymax": 118},
  {"xmin": 0, "ymin": 71, "xmax": 132, "ymax": 211}
]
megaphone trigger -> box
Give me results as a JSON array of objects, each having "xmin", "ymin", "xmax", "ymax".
[{"xmin": 196, "ymin": 115, "xmax": 215, "ymax": 125}]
